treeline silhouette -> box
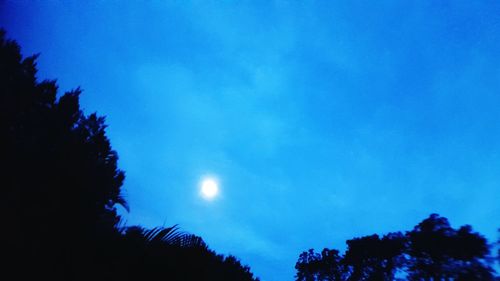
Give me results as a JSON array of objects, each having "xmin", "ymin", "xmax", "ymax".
[
  {"xmin": 295, "ymin": 214, "xmax": 499, "ymax": 280},
  {"xmin": 0, "ymin": 30, "xmax": 259, "ymax": 281},
  {"xmin": 2, "ymin": 28, "xmax": 499, "ymax": 281}
]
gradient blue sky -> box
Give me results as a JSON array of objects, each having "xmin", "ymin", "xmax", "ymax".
[{"xmin": 2, "ymin": 1, "xmax": 500, "ymax": 280}]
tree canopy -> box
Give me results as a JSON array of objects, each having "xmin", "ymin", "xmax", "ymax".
[
  {"xmin": 1, "ymin": 29, "xmax": 258, "ymax": 281},
  {"xmin": 296, "ymin": 214, "xmax": 498, "ymax": 281}
]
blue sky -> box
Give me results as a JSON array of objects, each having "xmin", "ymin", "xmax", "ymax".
[{"xmin": 2, "ymin": 1, "xmax": 500, "ymax": 280}]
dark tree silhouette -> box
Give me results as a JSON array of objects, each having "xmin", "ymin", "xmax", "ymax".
[
  {"xmin": 1, "ymin": 29, "xmax": 258, "ymax": 281},
  {"xmin": 296, "ymin": 248, "xmax": 348, "ymax": 281},
  {"xmin": 406, "ymin": 214, "xmax": 494, "ymax": 281},
  {"xmin": 295, "ymin": 214, "xmax": 497, "ymax": 281},
  {"xmin": 108, "ymin": 225, "xmax": 259, "ymax": 281},
  {"xmin": 1, "ymin": 28, "xmax": 126, "ymax": 280},
  {"xmin": 344, "ymin": 232, "xmax": 405, "ymax": 280}
]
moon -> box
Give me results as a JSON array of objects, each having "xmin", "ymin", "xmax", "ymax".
[{"xmin": 200, "ymin": 177, "xmax": 219, "ymax": 200}]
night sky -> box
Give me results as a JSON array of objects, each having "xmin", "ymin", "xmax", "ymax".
[{"xmin": 2, "ymin": 1, "xmax": 500, "ymax": 280}]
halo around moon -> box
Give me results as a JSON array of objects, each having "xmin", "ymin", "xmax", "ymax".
[{"xmin": 200, "ymin": 177, "xmax": 219, "ymax": 200}]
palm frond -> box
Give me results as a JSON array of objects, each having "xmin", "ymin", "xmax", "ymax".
[
  {"xmin": 122, "ymin": 224, "xmax": 208, "ymax": 249},
  {"xmin": 143, "ymin": 225, "xmax": 185, "ymax": 245},
  {"xmin": 178, "ymin": 234, "xmax": 207, "ymax": 249}
]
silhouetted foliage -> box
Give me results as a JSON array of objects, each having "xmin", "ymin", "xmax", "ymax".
[
  {"xmin": 296, "ymin": 248, "xmax": 348, "ymax": 281},
  {"xmin": 296, "ymin": 214, "xmax": 497, "ymax": 281},
  {"xmin": 1, "ymin": 28, "xmax": 126, "ymax": 280},
  {"xmin": 109, "ymin": 225, "xmax": 258, "ymax": 281},
  {"xmin": 406, "ymin": 214, "xmax": 494, "ymax": 281},
  {"xmin": 1, "ymin": 29, "xmax": 258, "ymax": 281},
  {"xmin": 344, "ymin": 232, "xmax": 406, "ymax": 280}
]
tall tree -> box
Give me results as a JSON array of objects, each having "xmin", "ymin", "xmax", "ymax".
[
  {"xmin": 406, "ymin": 214, "xmax": 494, "ymax": 281},
  {"xmin": 0, "ymin": 28, "xmax": 126, "ymax": 280},
  {"xmin": 1, "ymin": 29, "xmax": 259, "ymax": 281}
]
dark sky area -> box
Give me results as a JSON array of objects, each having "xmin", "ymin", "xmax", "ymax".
[{"xmin": 2, "ymin": 2, "xmax": 500, "ymax": 280}]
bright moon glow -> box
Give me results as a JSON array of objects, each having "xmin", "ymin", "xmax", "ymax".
[{"xmin": 200, "ymin": 178, "xmax": 219, "ymax": 200}]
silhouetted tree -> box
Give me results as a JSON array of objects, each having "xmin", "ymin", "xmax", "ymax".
[
  {"xmin": 1, "ymin": 28, "xmax": 126, "ymax": 280},
  {"xmin": 1, "ymin": 29, "xmax": 258, "ymax": 281},
  {"xmin": 296, "ymin": 215, "xmax": 497, "ymax": 281},
  {"xmin": 296, "ymin": 248, "xmax": 348, "ymax": 281},
  {"xmin": 111, "ymin": 225, "xmax": 259, "ymax": 281},
  {"xmin": 344, "ymin": 233, "xmax": 405, "ymax": 281},
  {"xmin": 406, "ymin": 214, "xmax": 494, "ymax": 281}
]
